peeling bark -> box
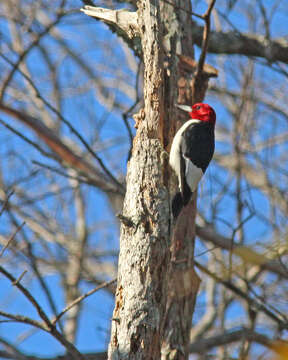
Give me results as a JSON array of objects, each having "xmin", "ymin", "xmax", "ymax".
[
  {"xmin": 108, "ymin": 1, "xmax": 169, "ymax": 358},
  {"xmin": 84, "ymin": 0, "xmax": 214, "ymax": 358},
  {"xmin": 109, "ymin": 132, "xmax": 170, "ymax": 359},
  {"xmin": 80, "ymin": 7, "xmax": 139, "ymax": 39}
]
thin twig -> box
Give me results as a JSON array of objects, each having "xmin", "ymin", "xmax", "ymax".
[
  {"xmin": 52, "ymin": 278, "xmax": 117, "ymax": 325},
  {"xmin": 23, "ymin": 233, "xmax": 64, "ymax": 333},
  {"xmin": 229, "ymin": 211, "xmax": 254, "ymax": 279},
  {"xmin": 0, "ymin": 12, "xmax": 66, "ymax": 102},
  {"xmin": 0, "ymin": 105, "xmax": 122, "ymax": 195},
  {"xmin": 0, "ymin": 118, "xmax": 59, "ymax": 161},
  {"xmin": 0, "ymin": 191, "xmax": 14, "ymax": 218},
  {"xmin": 0, "ymin": 222, "xmax": 25, "ymax": 257},
  {"xmin": 32, "ymin": 160, "xmax": 103, "ymax": 187},
  {"xmin": 189, "ymin": 326, "xmax": 287, "ymax": 354},
  {"xmin": 0, "ymin": 338, "xmax": 28, "ymax": 360},
  {"xmin": 0, "ymin": 310, "xmax": 47, "ymax": 331},
  {"xmin": 12, "ymin": 270, "xmax": 28, "ymax": 286},
  {"xmin": 195, "ymin": 245, "xmax": 219, "ymax": 257},
  {"xmin": 0, "ymin": 265, "xmax": 85, "ymax": 359},
  {"xmin": 0, "ymin": 265, "xmax": 52, "ymax": 326},
  {"xmin": 194, "ymin": 0, "xmax": 216, "ymax": 79},
  {"xmin": 0, "ymin": 53, "xmax": 124, "ymax": 192},
  {"xmin": 195, "ymin": 260, "xmax": 288, "ymax": 330}
]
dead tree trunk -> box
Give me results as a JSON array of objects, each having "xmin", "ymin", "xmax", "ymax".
[
  {"xmin": 108, "ymin": 2, "xmax": 170, "ymax": 357},
  {"xmin": 82, "ymin": 1, "xmax": 216, "ymax": 359}
]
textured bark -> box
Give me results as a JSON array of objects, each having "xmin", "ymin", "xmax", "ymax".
[
  {"xmin": 107, "ymin": 1, "xmax": 209, "ymax": 359},
  {"xmin": 108, "ymin": 1, "xmax": 168, "ymax": 358},
  {"xmin": 81, "ymin": 7, "xmax": 139, "ymax": 39}
]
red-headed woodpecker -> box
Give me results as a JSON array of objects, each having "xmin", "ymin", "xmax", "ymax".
[{"xmin": 169, "ymin": 103, "xmax": 216, "ymax": 218}]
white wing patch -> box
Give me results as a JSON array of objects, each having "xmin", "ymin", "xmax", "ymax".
[
  {"xmin": 169, "ymin": 120, "xmax": 201, "ymax": 173},
  {"xmin": 169, "ymin": 119, "xmax": 203, "ymax": 193},
  {"xmin": 184, "ymin": 156, "xmax": 203, "ymax": 192}
]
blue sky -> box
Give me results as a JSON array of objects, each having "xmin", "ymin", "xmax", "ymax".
[{"xmin": 0, "ymin": 0, "xmax": 287, "ymax": 358}]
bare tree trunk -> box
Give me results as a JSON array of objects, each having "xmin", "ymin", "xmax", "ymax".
[
  {"xmin": 107, "ymin": 1, "xmax": 208, "ymax": 359},
  {"xmin": 64, "ymin": 178, "xmax": 87, "ymax": 343},
  {"xmin": 108, "ymin": 2, "xmax": 168, "ymax": 357}
]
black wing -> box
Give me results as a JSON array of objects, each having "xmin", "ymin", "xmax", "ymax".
[
  {"xmin": 172, "ymin": 122, "xmax": 215, "ymax": 219},
  {"xmin": 181, "ymin": 122, "xmax": 215, "ymax": 173}
]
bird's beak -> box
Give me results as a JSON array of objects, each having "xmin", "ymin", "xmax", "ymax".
[{"xmin": 176, "ymin": 104, "xmax": 192, "ymax": 112}]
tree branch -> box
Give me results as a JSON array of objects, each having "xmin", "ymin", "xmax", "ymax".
[
  {"xmin": 0, "ymin": 104, "xmax": 124, "ymax": 196},
  {"xmin": 81, "ymin": 6, "xmax": 139, "ymax": 39},
  {"xmin": 80, "ymin": 6, "xmax": 141, "ymax": 55},
  {"xmin": 0, "ymin": 11, "xmax": 67, "ymax": 101},
  {"xmin": 189, "ymin": 327, "xmax": 288, "ymax": 353},
  {"xmin": 0, "ymin": 310, "xmax": 47, "ymax": 331},
  {"xmin": 192, "ymin": 0, "xmax": 216, "ymax": 103},
  {"xmin": 196, "ymin": 224, "xmax": 288, "ymax": 278},
  {"xmin": 0, "ymin": 222, "xmax": 25, "ymax": 257},
  {"xmin": 52, "ymin": 278, "xmax": 116, "ymax": 325},
  {"xmin": 191, "ymin": 22, "xmax": 288, "ymax": 64},
  {"xmin": 195, "ymin": 260, "xmax": 288, "ymax": 329},
  {"xmin": 214, "ymin": 152, "xmax": 288, "ymax": 215},
  {"xmin": 194, "ymin": 0, "xmax": 216, "ymax": 79},
  {"xmin": 0, "ymin": 265, "xmax": 85, "ymax": 359},
  {"xmin": 0, "ymin": 349, "xmax": 107, "ymax": 360}
]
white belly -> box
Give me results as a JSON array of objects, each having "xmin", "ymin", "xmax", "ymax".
[{"xmin": 169, "ymin": 119, "xmax": 202, "ymax": 192}]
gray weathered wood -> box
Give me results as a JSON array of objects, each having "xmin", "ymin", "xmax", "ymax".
[
  {"xmin": 83, "ymin": 1, "xmax": 213, "ymax": 359},
  {"xmin": 108, "ymin": 1, "xmax": 169, "ymax": 358},
  {"xmin": 81, "ymin": 6, "xmax": 139, "ymax": 39}
]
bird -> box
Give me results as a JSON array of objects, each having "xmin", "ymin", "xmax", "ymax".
[{"xmin": 169, "ymin": 102, "xmax": 216, "ymax": 219}]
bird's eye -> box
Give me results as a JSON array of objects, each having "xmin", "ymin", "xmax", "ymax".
[{"xmin": 196, "ymin": 105, "xmax": 201, "ymax": 110}]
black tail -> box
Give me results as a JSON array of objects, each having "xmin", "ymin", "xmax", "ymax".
[
  {"xmin": 172, "ymin": 187, "xmax": 192, "ymax": 219},
  {"xmin": 172, "ymin": 192, "xmax": 183, "ymax": 219},
  {"xmin": 182, "ymin": 181, "xmax": 192, "ymax": 206}
]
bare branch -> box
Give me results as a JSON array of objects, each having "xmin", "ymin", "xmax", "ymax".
[
  {"xmin": 0, "ymin": 54, "xmax": 124, "ymax": 191},
  {"xmin": 81, "ymin": 6, "xmax": 139, "ymax": 39},
  {"xmin": 192, "ymin": 0, "xmax": 217, "ymax": 103},
  {"xmin": 0, "ymin": 118, "xmax": 58, "ymax": 161},
  {"xmin": 12, "ymin": 269, "xmax": 27, "ymax": 285},
  {"xmin": 0, "ymin": 310, "xmax": 47, "ymax": 331},
  {"xmin": 23, "ymin": 236, "xmax": 64, "ymax": 332},
  {"xmin": 195, "ymin": 260, "xmax": 288, "ymax": 329},
  {"xmin": 195, "ymin": 0, "xmax": 216, "ymax": 79},
  {"xmin": 0, "ymin": 265, "xmax": 53, "ymax": 326},
  {"xmin": 191, "ymin": 22, "xmax": 288, "ymax": 64},
  {"xmin": 196, "ymin": 225, "xmax": 288, "ymax": 278},
  {"xmin": 52, "ymin": 278, "xmax": 117, "ymax": 325},
  {"xmin": 0, "ymin": 222, "xmax": 25, "ymax": 257},
  {"xmin": 215, "ymin": 153, "xmax": 288, "ymax": 215},
  {"xmin": 0, "ymin": 265, "xmax": 85, "ymax": 360},
  {"xmin": 0, "ymin": 348, "xmax": 107, "ymax": 360},
  {"xmin": 190, "ymin": 327, "xmax": 287, "ymax": 353},
  {"xmin": 0, "ymin": 10, "xmax": 67, "ymax": 101},
  {"xmin": 209, "ymin": 85, "xmax": 288, "ymax": 123},
  {"xmin": 0, "ymin": 104, "xmax": 124, "ymax": 196},
  {"xmin": 0, "ymin": 191, "xmax": 14, "ymax": 218}
]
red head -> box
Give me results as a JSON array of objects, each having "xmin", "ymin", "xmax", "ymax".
[{"xmin": 190, "ymin": 103, "xmax": 216, "ymax": 125}]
